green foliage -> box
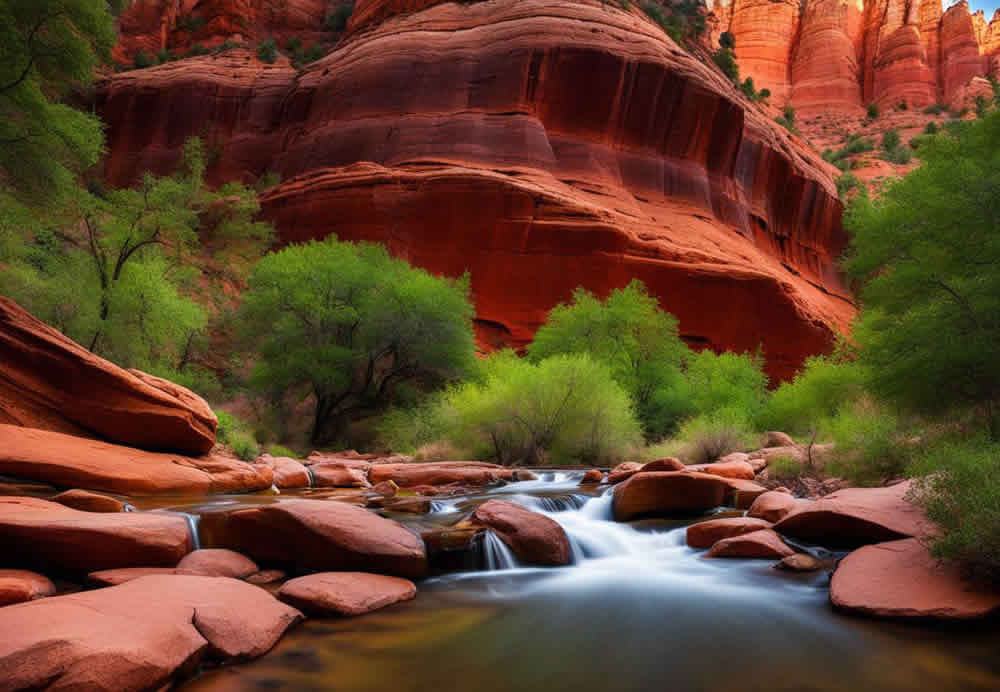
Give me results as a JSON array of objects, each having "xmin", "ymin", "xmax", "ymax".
[
  {"xmin": 768, "ymin": 455, "xmax": 802, "ymax": 481},
  {"xmin": 438, "ymin": 353, "xmax": 642, "ymax": 465},
  {"xmin": 682, "ymin": 348, "xmax": 769, "ymax": 424},
  {"xmin": 761, "ymin": 354, "xmax": 865, "ymax": 436},
  {"xmin": 286, "ymin": 38, "xmax": 325, "ymax": 68},
  {"xmin": 675, "ymin": 411, "xmax": 753, "ymax": 464},
  {"xmin": 255, "ymin": 171, "xmax": 281, "ymax": 191},
  {"xmin": 739, "ymin": 77, "xmax": 768, "ymax": 103},
  {"xmin": 991, "ymin": 75, "xmax": 1000, "ymax": 105},
  {"xmin": 881, "ymin": 128, "xmax": 900, "ymax": 151},
  {"xmin": 975, "ymin": 93, "xmax": 990, "ymax": 119},
  {"xmin": 156, "ymin": 48, "xmax": 173, "ymax": 64},
  {"xmin": 924, "ymin": 120, "xmax": 939, "ymax": 135},
  {"xmin": 775, "ymin": 106, "xmax": 798, "ymax": 134},
  {"xmin": 824, "ymin": 398, "xmax": 913, "ymax": 485},
  {"xmin": 528, "ymin": 280, "xmax": 689, "ymax": 438},
  {"xmin": 257, "ymin": 38, "xmax": 277, "ymax": 63},
  {"xmin": 844, "ymin": 110, "xmax": 1000, "ymax": 438},
  {"xmin": 712, "ymin": 46, "xmax": 739, "ymax": 83},
  {"xmin": 239, "ymin": 235, "xmax": 476, "ymax": 444},
  {"xmin": 268, "ymin": 444, "xmax": 299, "ymax": 459},
  {"xmin": 133, "ymin": 50, "xmax": 154, "ymax": 69},
  {"xmin": 950, "ymin": 106, "xmax": 969, "ymax": 119},
  {"xmin": 835, "ymin": 172, "xmax": 859, "ymax": 199},
  {"xmin": 215, "ymin": 410, "xmax": 259, "ymax": 460},
  {"xmin": 0, "ymin": 0, "xmax": 115, "ymax": 200},
  {"xmin": 879, "ymin": 128, "xmax": 912, "ymax": 164},
  {"xmin": 824, "ymin": 133, "xmax": 875, "ymax": 172},
  {"xmin": 867, "ymin": 102, "xmax": 880, "ymax": 119},
  {"xmin": 719, "ymin": 31, "xmax": 735, "ymax": 50},
  {"xmin": 642, "ymin": 0, "xmax": 706, "ymax": 44},
  {"xmin": 910, "ymin": 437, "xmax": 1000, "ymax": 584},
  {"xmin": 184, "ymin": 43, "xmax": 209, "ymax": 58},
  {"xmin": 325, "ymin": 3, "xmax": 353, "ymax": 33},
  {"xmin": 376, "ymin": 401, "xmax": 449, "ymax": 454}
]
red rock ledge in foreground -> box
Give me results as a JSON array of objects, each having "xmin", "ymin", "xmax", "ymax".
[{"xmin": 0, "ymin": 297, "xmax": 217, "ymax": 454}]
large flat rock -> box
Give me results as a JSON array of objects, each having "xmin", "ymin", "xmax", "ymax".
[
  {"xmin": 831, "ymin": 538, "xmax": 1000, "ymax": 619},
  {"xmin": 0, "ymin": 297, "xmax": 216, "ymax": 454},
  {"xmin": 0, "ymin": 496, "xmax": 192, "ymax": 572},
  {"xmin": 278, "ymin": 572, "xmax": 416, "ymax": 617},
  {"xmin": 0, "ymin": 425, "xmax": 274, "ymax": 495},
  {"xmin": 0, "ymin": 575, "xmax": 302, "ymax": 691}
]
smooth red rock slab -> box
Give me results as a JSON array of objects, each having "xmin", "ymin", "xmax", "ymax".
[
  {"xmin": 774, "ymin": 481, "xmax": 936, "ymax": 547},
  {"xmin": 748, "ymin": 491, "xmax": 801, "ymax": 523},
  {"xmin": 774, "ymin": 554, "xmax": 835, "ymax": 572},
  {"xmin": 606, "ymin": 462, "xmax": 644, "ymax": 485},
  {"xmin": 310, "ymin": 462, "xmax": 371, "ymax": 488},
  {"xmin": 257, "ymin": 455, "xmax": 311, "ymax": 489},
  {"xmin": 0, "ymin": 296, "xmax": 216, "ymax": 454},
  {"xmin": 278, "ymin": 572, "xmax": 416, "ymax": 617},
  {"xmin": 246, "ymin": 569, "xmax": 286, "ymax": 586},
  {"xmin": 0, "ymin": 425, "xmax": 274, "ymax": 496},
  {"xmin": 52, "ymin": 489, "xmax": 126, "ymax": 513},
  {"xmin": 684, "ymin": 460, "xmax": 757, "ymax": 480},
  {"xmin": 613, "ymin": 472, "xmax": 732, "ymax": 521},
  {"xmin": 0, "ymin": 569, "xmax": 55, "ymax": 606},
  {"xmin": 472, "ymin": 500, "xmax": 571, "ymax": 566},
  {"xmin": 221, "ymin": 499, "xmax": 427, "ymax": 578},
  {"xmin": 706, "ymin": 529, "xmax": 796, "ymax": 559},
  {"xmin": 831, "ymin": 538, "xmax": 1000, "ymax": 619},
  {"xmin": 176, "ymin": 549, "xmax": 259, "ymax": 579},
  {"xmin": 304, "ymin": 452, "xmax": 374, "ymax": 470},
  {"xmin": 88, "ymin": 567, "xmax": 180, "ymax": 586},
  {"xmin": 368, "ymin": 462, "xmax": 514, "ymax": 487},
  {"xmin": 0, "ymin": 575, "xmax": 302, "ymax": 691},
  {"xmin": 642, "ymin": 458, "xmax": 686, "ymax": 472},
  {"xmin": 686, "ymin": 517, "xmax": 774, "ymax": 549},
  {"xmin": 0, "ymin": 496, "xmax": 192, "ymax": 572},
  {"xmin": 580, "ymin": 469, "xmax": 604, "ymax": 484}
]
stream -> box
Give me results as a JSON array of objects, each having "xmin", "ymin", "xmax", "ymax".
[{"xmin": 99, "ymin": 472, "xmax": 1000, "ymax": 691}]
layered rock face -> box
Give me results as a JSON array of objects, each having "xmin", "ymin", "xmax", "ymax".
[
  {"xmin": 714, "ymin": 0, "xmax": 1000, "ymax": 112},
  {"xmin": 101, "ymin": 0, "xmax": 854, "ymax": 380}
]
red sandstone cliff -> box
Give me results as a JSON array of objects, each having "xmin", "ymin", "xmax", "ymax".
[{"xmin": 102, "ymin": 0, "xmax": 854, "ymax": 380}]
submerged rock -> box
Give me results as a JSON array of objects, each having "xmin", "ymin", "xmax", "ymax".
[
  {"xmin": 774, "ymin": 481, "xmax": 936, "ymax": 547},
  {"xmin": 220, "ymin": 499, "xmax": 427, "ymax": 578},
  {"xmin": 0, "ymin": 575, "xmax": 302, "ymax": 691},
  {"xmin": 176, "ymin": 549, "xmax": 259, "ymax": 579},
  {"xmin": 472, "ymin": 500, "xmax": 571, "ymax": 566},
  {"xmin": 0, "ymin": 569, "xmax": 55, "ymax": 607},
  {"xmin": 0, "ymin": 296, "xmax": 216, "ymax": 454},
  {"xmin": 686, "ymin": 517, "xmax": 774, "ymax": 549},
  {"xmin": 52, "ymin": 489, "xmax": 126, "ymax": 513},
  {"xmin": 706, "ymin": 529, "xmax": 796, "ymax": 559},
  {"xmin": 0, "ymin": 496, "xmax": 191, "ymax": 572},
  {"xmin": 278, "ymin": 572, "xmax": 416, "ymax": 616},
  {"xmin": 831, "ymin": 538, "xmax": 1000, "ymax": 619}
]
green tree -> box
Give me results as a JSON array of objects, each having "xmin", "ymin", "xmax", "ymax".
[
  {"xmin": 845, "ymin": 110, "xmax": 1000, "ymax": 438},
  {"xmin": 682, "ymin": 348, "xmax": 768, "ymax": 423},
  {"xmin": 0, "ymin": 0, "xmax": 116, "ymax": 198},
  {"xmin": 239, "ymin": 236, "xmax": 476, "ymax": 444},
  {"xmin": 528, "ymin": 280, "xmax": 690, "ymax": 437}
]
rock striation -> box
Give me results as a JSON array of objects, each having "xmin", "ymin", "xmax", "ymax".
[{"xmin": 100, "ymin": 0, "xmax": 854, "ymax": 381}]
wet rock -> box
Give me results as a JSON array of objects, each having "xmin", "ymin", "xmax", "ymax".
[
  {"xmin": 372, "ymin": 480, "xmax": 399, "ymax": 497},
  {"xmin": 381, "ymin": 498, "xmax": 432, "ymax": 514},
  {"xmin": 581, "ymin": 469, "xmax": 604, "ymax": 483},
  {"xmin": 87, "ymin": 567, "xmax": 180, "ymax": 586},
  {"xmin": 0, "ymin": 569, "xmax": 55, "ymax": 606},
  {"xmin": 774, "ymin": 554, "xmax": 835, "ymax": 572},
  {"xmin": 310, "ymin": 462, "xmax": 371, "ymax": 488},
  {"xmin": 774, "ymin": 481, "xmax": 936, "ymax": 547},
  {"xmin": 257, "ymin": 454, "xmax": 311, "ymax": 489},
  {"xmin": 368, "ymin": 462, "xmax": 515, "ymax": 487},
  {"xmin": 246, "ymin": 569, "xmax": 287, "ymax": 586},
  {"xmin": 831, "ymin": 538, "xmax": 1000, "ymax": 619},
  {"xmin": 305, "ymin": 452, "xmax": 374, "ymax": 470},
  {"xmin": 642, "ymin": 458, "xmax": 686, "ymax": 472},
  {"xmin": 0, "ymin": 496, "xmax": 191, "ymax": 572},
  {"xmin": 176, "ymin": 549, "xmax": 260, "ymax": 579},
  {"xmin": 471, "ymin": 500, "xmax": 571, "ymax": 566},
  {"xmin": 52, "ymin": 489, "xmax": 126, "ymax": 513},
  {"xmin": 727, "ymin": 478, "xmax": 770, "ymax": 509},
  {"xmin": 513, "ymin": 470, "xmax": 539, "ymax": 481},
  {"xmin": 686, "ymin": 517, "xmax": 774, "ymax": 549},
  {"xmin": 0, "ymin": 425, "xmax": 274, "ymax": 496},
  {"xmin": 706, "ymin": 529, "xmax": 796, "ymax": 559},
  {"xmin": 0, "ymin": 296, "xmax": 216, "ymax": 454},
  {"xmin": 0, "ymin": 575, "xmax": 302, "ymax": 691},
  {"xmin": 747, "ymin": 491, "xmax": 801, "ymax": 523},
  {"xmin": 278, "ymin": 572, "xmax": 416, "ymax": 616},
  {"xmin": 684, "ymin": 460, "xmax": 757, "ymax": 480},
  {"xmin": 606, "ymin": 462, "xmax": 644, "ymax": 485},
  {"xmin": 613, "ymin": 472, "xmax": 731, "ymax": 520},
  {"xmin": 220, "ymin": 499, "xmax": 427, "ymax": 578}
]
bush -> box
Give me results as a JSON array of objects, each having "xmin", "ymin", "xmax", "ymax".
[
  {"xmin": 881, "ymin": 128, "xmax": 900, "ymax": 151},
  {"xmin": 185, "ymin": 43, "xmax": 209, "ymax": 57},
  {"xmin": 156, "ymin": 49, "xmax": 173, "ymax": 64},
  {"xmin": 712, "ymin": 46, "xmax": 739, "ymax": 83},
  {"xmin": 909, "ymin": 437, "xmax": 1000, "ymax": 583},
  {"xmin": 216, "ymin": 410, "xmax": 260, "ymax": 461},
  {"xmin": 268, "ymin": 444, "xmax": 299, "ymax": 458},
  {"xmin": 975, "ymin": 94, "xmax": 990, "ymax": 119},
  {"xmin": 257, "ymin": 38, "xmax": 277, "ymax": 63},
  {"xmin": 376, "ymin": 401, "xmax": 448, "ymax": 454},
  {"xmin": 923, "ymin": 103, "xmax": 945, "ymax": 115},
  {"xmin": 642, "ymin": 0, "xmax": 706, "ymax": 44},
  {"xmin": 768, "ymin": 455, "xmax": 802, "ymax": 482},
  {"xmin": 133, "ymin": 50, "xmax": 154, "ymax": 69},
  {"xmin": 824, "ymin": 399, "xmax": 913, "ymax": 485},
  {"xmin": 879, "ymin": 128, "xmax": 911, "ymax": 163},
  {"xmin": 775, "ymin": 106, "xmax": 798, "ymax": 134},
  {"xmin": 675, "ymin": 412, "xmax": 753, "ymax": 464},
  {"xmin": 924, "ymin": 121, "xmax": 939, "ymax": 135},
  {"xmin": 255, "ymin": 171, "xmax": 281, "ymax": 191},
  {"xmin": 836, "ymin": 171, "xmax": 859, "ymax": 199},
  {"xmin": 439, "ymin": 353, "xmax": 643, "ymax": 465},
  {"xmin": 867, "ymin": 103, "xmax": 879, "ymax": 119},
  {"xmin": 325, "ymin": 3, "xmax": 354, "ymax": 33},
  {"xmin": 719, "ymin": 31, "xmax": 735, "ymax": 50},
  {"xmin": 761, "ymin": 354, "xmax": 865, "ymax": 436},
  {"xmin": 682, "ymin": 349, "xmax": 769, "ymax": 424}
]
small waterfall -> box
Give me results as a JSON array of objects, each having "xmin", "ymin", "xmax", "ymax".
[
  {"xmin": 509, "ymin": 493, "xmax": 588, "ymax": 513},
  {"xmin": 482, "ymin": 530, "xmax": 521, "ymax": 570},
  {"xmin": 183, "ymin": 513, "xmax": 201, "ymax": 551}
]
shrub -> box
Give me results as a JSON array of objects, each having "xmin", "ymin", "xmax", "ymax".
[
  {"xmin": 775, "ymin": 106, "xmax": 798, "ymax": 134},
  {"xmin": 133, "ymin": 50, "xmax": 154, "ymax": 69},
  {"xmin": 836, "ymin": 172, "xmax": 859, "ymax": 199},
  {"xmin": 950, "ymin": 107, "xmax": 969, "ymax": 119},
  {"xmin": 413, "ymin": 439, "xmax": 461, "ymax": 461},
  {"xmin": 909, "ymin": 437, "xmax": 1000, "ymax": 583},
  {"xmin": 257, "ymin": 38, "xmax": 277, "ymax": 63},
  {"xmin": 214, "ymin": 40, "xmax": 240, "ymax": 53},
  {"xmin": 216, "ymin": 410, "xmax": 260, "ymax": 461},
  {"xmin": 975, "ymin": 94, "xmax": 990, "ymax": 119},
  {"xmin": 185, "ymin": 43, "xmax": 209, "ymax": 57},
  {"xmin": 768, "ymin": 455, "xmax": 802, "ymax": 482},
  {"xmin": 881, "ymin": 128, "xmax": 900, "ymax": 151},
  {"xmin": 712, "ymin": 46, "xmax": 739, "ymax": 83},
  {"xmin": 719, "ymin": 31, "xmax": 735, "ymax": 50},
  {"xmin": 267, "ymin": 444, "xmax": 299, "ymax": 458},
  {"xmin": 642, "ymin": 0, "xmax": 706, "ymax": 44},
  {"xmin": 255, "ymin": 171, "xmax": 281, "ymax": 191},
  {"xmin": 376, "ymin": 401, "xmax": 448, "ymax": 454},
  {"xmin": 675, "ymin": 411, "xmax": 753, "ymax": 464},
  {"xmin": 923, "ymin": 103, "xmax": 945, "ymax": 115},
  {"xmin": 924, "ymin": 121, "xmax": 939, "ymax": 135},
  {"xmin": 879, "ymin": 128, "xmax": 911, "ymax": 163},
  {"xmin": 229, "ymin": 431, "xmax": 259, "ymax": 461},
  {"xmin": 439, "ymin": 353, "xmax": 643, "ymax": 465},
  {"xmin": 325, "ymin": 3, "xmax": 354, "ymax": 33},
  {"xmin": 824, "ymin": 399, "xmax": 912, "ymax": 485},
  {"xmin": 866, "ymin": 103, "xmax": 879, "ymax": 119},
  {"xmin": 682, "ymin": 349, "xmax": 769, "ymax": 424},
  {"xmin": 761, "ymin": 354, "xmax": 865, "ymax": 436},
  {"xmin": 156, "ymin": 48, "xmax": 173, "ymax": 64}
]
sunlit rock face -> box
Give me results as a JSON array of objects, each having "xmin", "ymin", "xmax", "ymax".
[
  {"xmin": 727, "ymin": 0, "xmax": 801, "ymax": 103},
  {"xmin": 940, "ymin": 1, "xmax": 988, "ymax": 106},
  {"xmin": 789, "ymin": 0, "xmax": 864, "ymax": 111},
  {"xmin": 101, "ymin": 0, "xmax": 855, "ymax": 381}
]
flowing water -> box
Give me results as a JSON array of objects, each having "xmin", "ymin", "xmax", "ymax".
[{"xmin": 37, "ymin": 471, "xmax": 998, "ymax": 692}]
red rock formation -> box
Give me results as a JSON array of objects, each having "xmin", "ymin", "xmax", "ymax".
[
  {"xmin": 790, "ymin": 0, "xmax": 864, "ymax": 112},
  {"xmin": 727, "ymin": 0, "xmax": 800, "ymax": 102},
  {"xmin": 0, "ymin": 297, "xmax": 217, "ymax": 455},
  {"xmin": 940, "ymin": 1, "xmax": 988, "ymax": 106},
  {"xmin": 982, "ymin": 10, "xmax": 1000, "ymax": 59},
  {"xmin": 101, "ymin": 0, "xmax": 854, "ymax": 381},
  {"xmin": 917, "ymin": 0, "xmax": 943, "ymax": 81}
]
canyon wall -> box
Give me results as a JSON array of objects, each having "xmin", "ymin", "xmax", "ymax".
[
  {"xmin": 102, "ymin": 0, "xmax": 855, "ymax": 380},
  {"xmin": 714, "ymin": 0, "xmax": 1000, "ymax": 111}
]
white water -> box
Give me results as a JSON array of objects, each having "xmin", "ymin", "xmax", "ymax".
[{"xmin": 482, "ymin": 530, "xmax": 521, "ymax": 570}]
